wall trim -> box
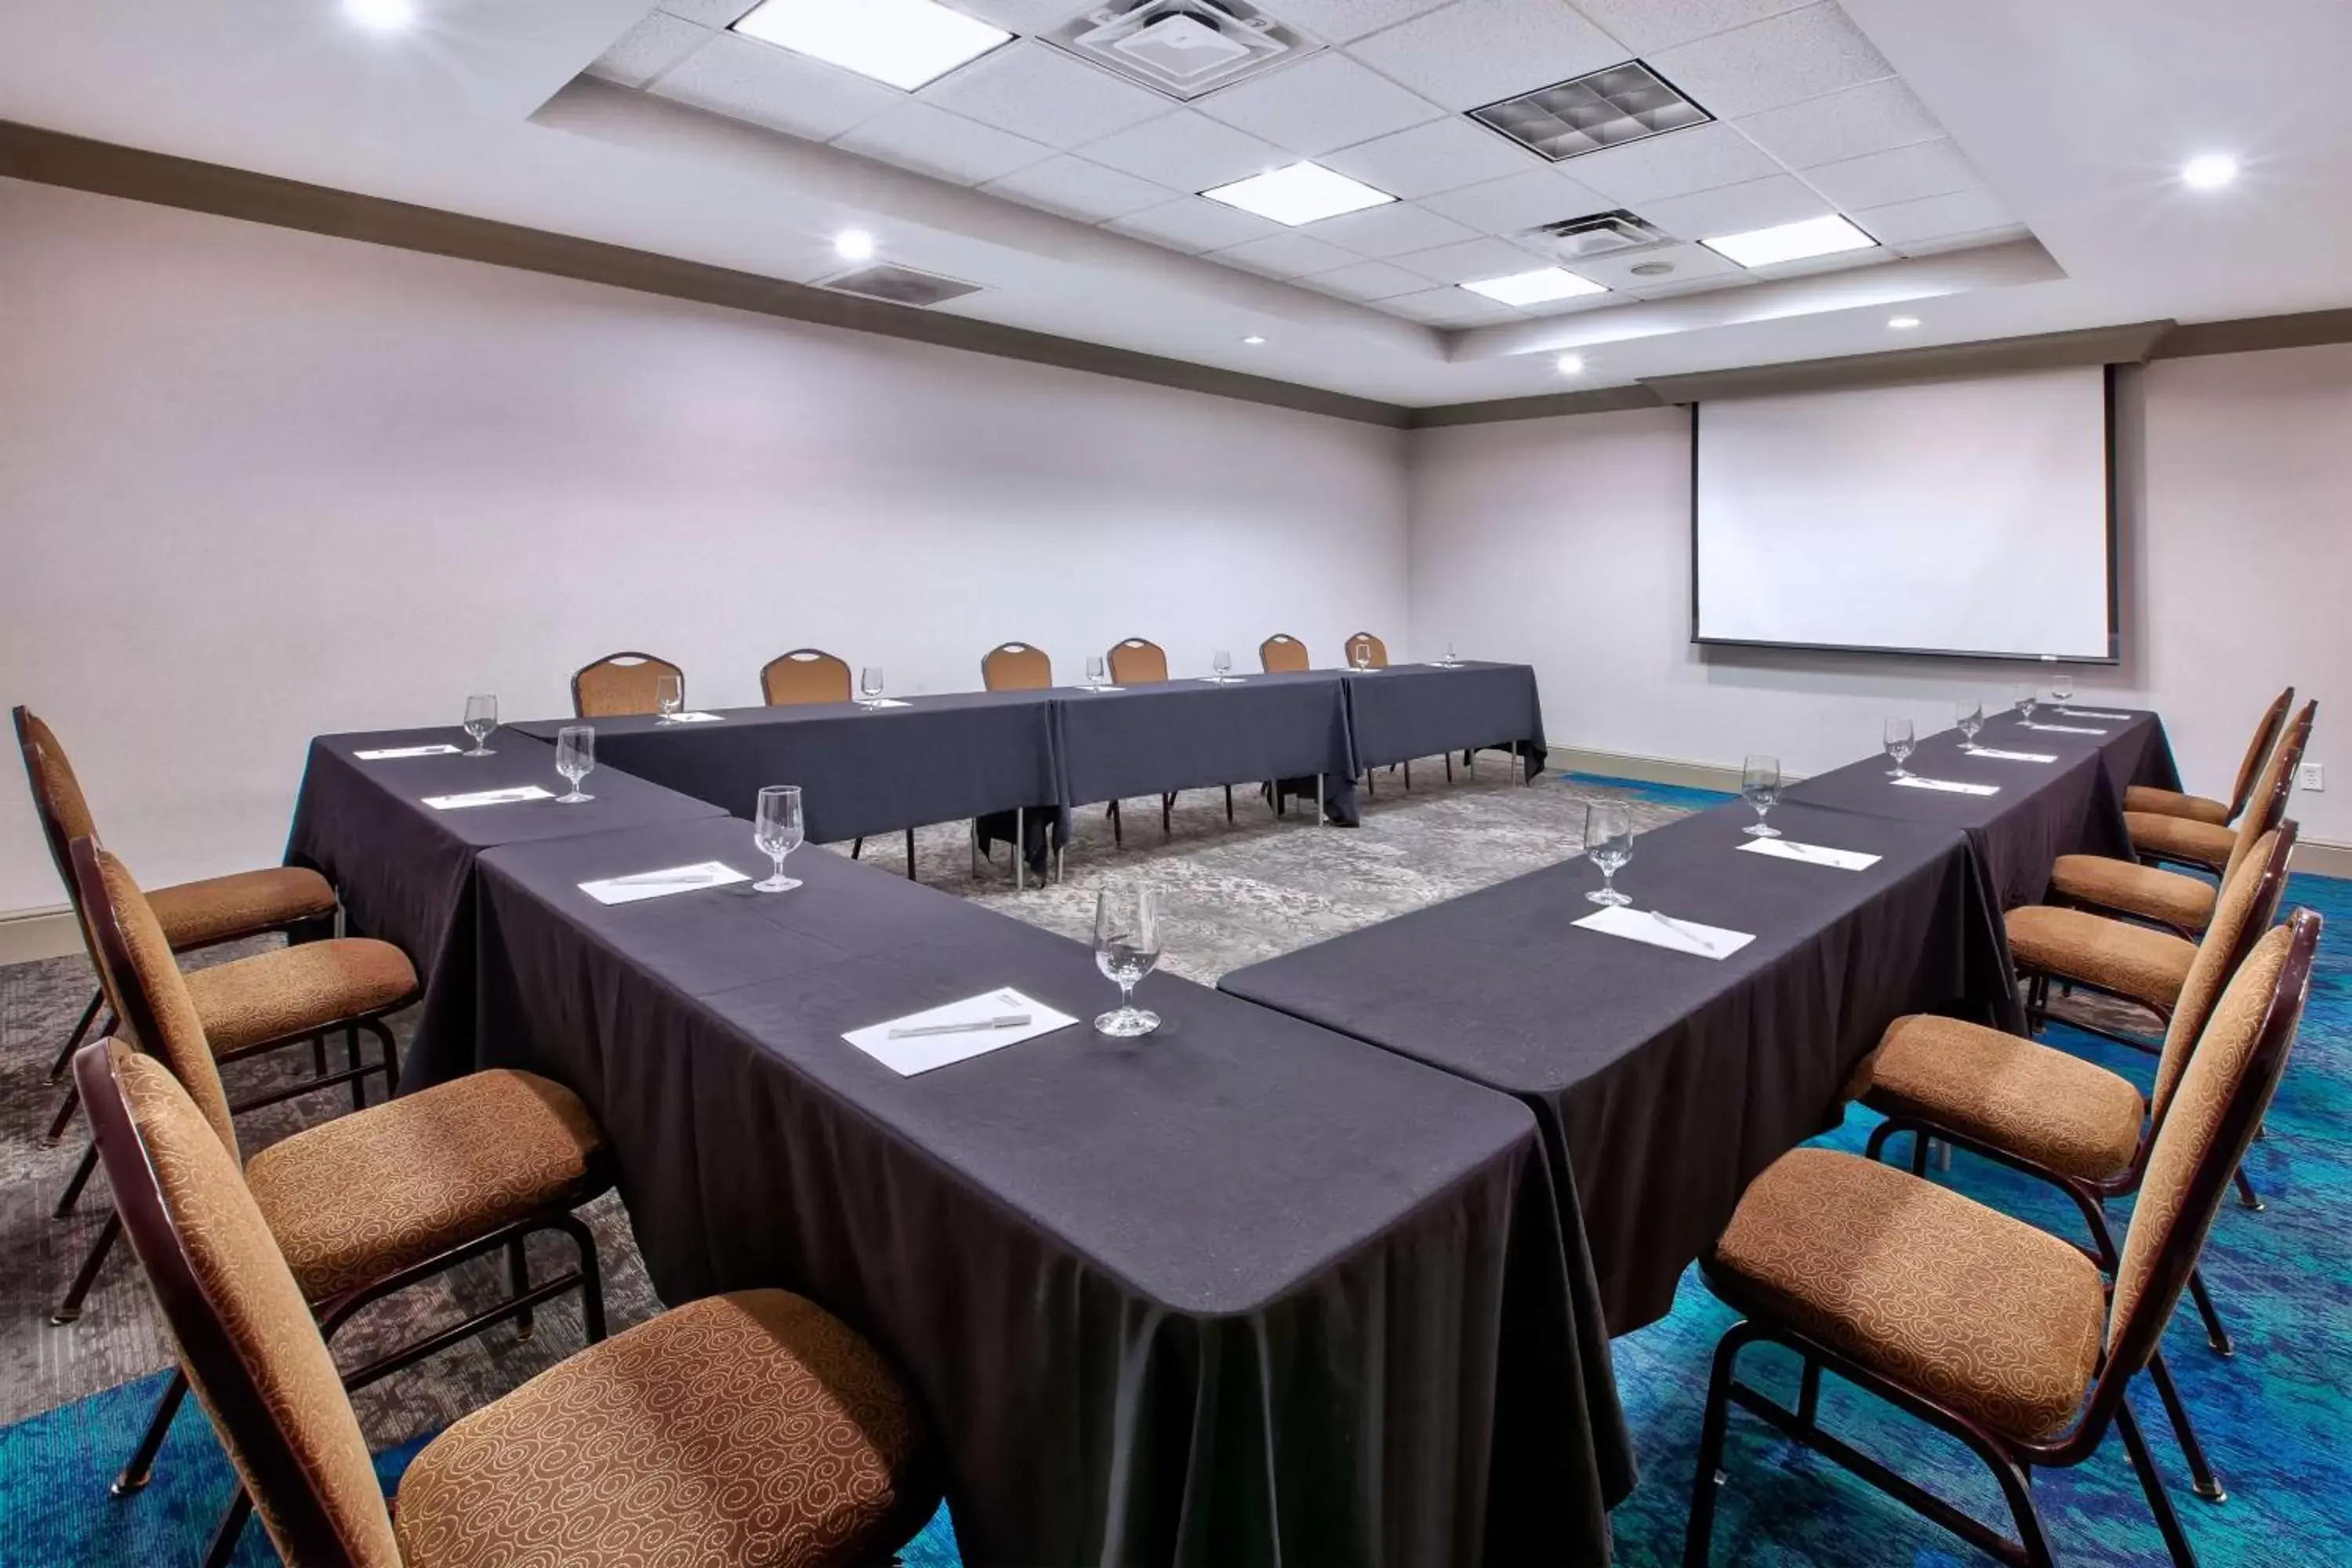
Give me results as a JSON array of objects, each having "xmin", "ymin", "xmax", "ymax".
[
  {"xmin": 1545, "ymin": 747, "xmax": 1751, "ymax": 794},
  {"xmin": 1636, "ymin": 321, "xmax": 2174, "ymax": 406},
  {"xmin": 2153, "ymin": 308, "xmax": 2352, "ymax": 361},
  {"xmin": 0, "ymin": 908, "xmax": 79, "ymax": 967}
]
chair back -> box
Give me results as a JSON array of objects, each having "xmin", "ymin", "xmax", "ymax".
[
  {"xmin": 1106, "ymin": 638, "xmax": 1168, "ymax": 685},
  {"xmin": 2225, "ymin": 687, "xmax": 2296, "ymax": 821},
  {"xmin": 2103, "ymin": 910, "xmax": 2318, "ymax": 1381},
  {"xmin": 2219, "ymin": 700, "xmax": 2314, "ymax": 886},
  {"xmin": 2145, "ymin": 825, "xmax": 2295, "ymax": 1126},
  {"xmin": 1259, "ymin": 634, "xmax": 1308, "ymax": 674},
  {"xmin": 70, "ymin": 837, "xmax": 241, "ymax": 1160},
  {"xmin": 760, "ymin": 648, "xmax": 852, "ymax": 706},
  {"xmin": 74, "ymin": 1040, "xmax": 403, "ymax": 1566},
  {"xmin": 13, "ymin": 706, "xmax": 97, "ymax": 900},
  {"xmin": 572, "ymin": 652, "xmax": 683, "ymax": 717},
  {"xmin": 1344, "ymin": 632, "xmax": 1389, "ymax": 670},
  {"xmin": 982, "ymin": 642, "xmax": 1052, "ymax": 691}
]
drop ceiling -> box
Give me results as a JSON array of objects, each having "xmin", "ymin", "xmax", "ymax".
[{"xmin": 1, "ymin": 0, "xmax": 2348, "ymax": 410}]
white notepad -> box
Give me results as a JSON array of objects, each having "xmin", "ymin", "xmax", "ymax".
[
  {"xmin": 1573, "ymin": 905, "xmax": 1755, "ymax": 960},
  {"xmin": 579, "ymin": 861, "xmax": 750, "ymax": 906},
  {"xmin": 2021, "ymin": 721, "xmax": 2109, "ymax": 735},
  {"xmin": 422, "ymin": 784, "xmax": 554, "ymax": 810},
  {"xmin": 859, "ymin": 698, "xmax": 913, "ymax": 709},
  {"xmin": 1737, "ymin": 838, "xmax": 1881, "ymax": 872},
  {"xmin": 1894, "ymin": 775, "xmax": 2001, "ymax": 797},
  {"xmin": 2057, "ymin": 707, "xmax": 2134, "ymax": 720},
  {"xmin": 661, "ymin": 711, "xmax": 725, "ymax": 724},
  {"xmin": 355, "ymin": 743, "xmax": 461, "ymax": 760},
  {"xmin": 1968, "ymin": 747, "xmax": 2057, "ymax": 764},
  {"xmin": 843, "ymin": 988, "xmax": 1077, "ymax": 1076}
]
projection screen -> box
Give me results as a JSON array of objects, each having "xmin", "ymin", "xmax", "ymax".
[{"xmin": 1692, "ymin": 366, "xmax": 2117, "ymax": 661}]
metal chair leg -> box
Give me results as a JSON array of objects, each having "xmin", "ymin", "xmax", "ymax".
[
  {"xmin": 1110, "ymin": 800, "xmax": 1123, "ymax": 846},
  {"xmin": 52, "ymin": 1213, "xmax": 120, "ymax": 1324},
  {"xmin": 507, "ymin": 1235, "xmax": 534, "ymax": 1340},
  {"xmin": 114, "ymin": 1367, "xmax": 188, "ymax": 1494},
  {"xmin": 54, "ymin": 1142, "xmax": 100, "ymax": 1218},
  {"xmin": 346, "ymin": 1025, "xmax": 366, "ymax": 1110},
  {"xmin": 2114, "ymin": 1392, "xmax": 2200, "ymax": 1567},
  {"xmin": 2231, "ymin": 1163, "xmax": 2264, "ymax": 1211},
  {"xmin": 1444, "ymin": 753, "xmax": 1453, "ymax": 782},
  {"xmin": 2185, "ymin": 1266, "xmax": 2234, "ymax": 1357},
  {"xmin": 1162, "ymin": 793, "xmax": 1174, "ymax": 836},
  {"xmin": 1224, "ymin": 785, "xmax": 1233, "ymax": 823},
  {"xmin": 1681, "ymin": 1326, "xmax": 1745, "ymax": 1566},
  {"xmin": 43, "ymin": 1082, "xmax": 80, "ymax": 1146},
  {"xmin": 851, "ymin": 837, "xmax": 864, "ymax": 859},
  {"xmin": 203, "ymin": 1489, "xmax": 253, "ymax": 1568},
  {"xmin": 49, "ymin": 990, "xmax": 104, "ymax": 1080},
  {"xmin": 2144, "ymin": 1351, "xmax": 2227, "ymax": 1504},
  {"xmin": 904, "ymin": 827, "xmax": 916, "ymax": 882}
]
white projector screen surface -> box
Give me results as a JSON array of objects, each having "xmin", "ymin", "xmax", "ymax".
[{"xmin": 1693, "ymin": 367, "xmax": 2114, "ymax": 659}]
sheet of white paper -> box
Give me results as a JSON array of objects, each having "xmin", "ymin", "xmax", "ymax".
[
  {"xmin": 579, "ymin": 861, "xmax": 751, "ymax": 906},
  {"xmin": 862, "ymin": 698, "xmax": 913, "ymax": 709},
  {"xmin": 1893, "ymin": 775, "xmax": 2002, "ymax": 797},
  {"xmin": 662, "ymin": 711, "xmax": 725, "ymax": 724},
  {"xmin": 1077, "ymin": 685, "xmax": 1127, "ymax": 694},
  {"xmin": 843, "ymin": 988, "xmax": 1078, "ymax": 1076},
  {"xmin": 2056, "ymin": 707, "xmax": 2134, "ymax": 720},
  {"xmin": 2020, "ymin": 721, "xmax": 2109, "ymax": 735},
  {"xmin": 1968, "ymin": 747, "xmax": 2057, "ymax": 764},
  {"xmin": 422, "ymin": 784, "xmax": 554, "ymax": 811},
  {"xmin": 1737, "ymin": 837, "xmax": 1882, "ymax": 872},
  {"xmin": 354, "ymin": 744, "xmax": 461, "ymax": 760},
  {"xmin": 1197, "ymin": 677, "xmax": 1246, "ymax": 685},
  {"xmin": 1573, "ymin": 904, "xmax": 1755, "ymax": 960}
]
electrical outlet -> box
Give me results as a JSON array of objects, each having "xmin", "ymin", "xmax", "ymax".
[{"xmin": 2299, "ymin": 762, "xmax": 2325, "ymax": 792}]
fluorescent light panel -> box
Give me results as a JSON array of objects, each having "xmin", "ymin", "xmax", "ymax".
[
  {"xmin": 1700, "ymin": 213, "xmax": 1877, "ymax": 269},
  {"xmin": 732, "ymin": 0, "xmax": 1011, "ymax": 92},
  {"xmin": 1201, "ymin": 163, "xmax": 1395, "ymax": 227},
  {"xmin": 1461, "ymin": 267, "xmax": 1606, "ymax": 306}
]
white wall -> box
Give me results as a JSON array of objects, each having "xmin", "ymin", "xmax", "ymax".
[
  {"xmin": 1408, "ymin": 352, "xmax": 2346, "ymax": 846},
  {"xmin": 0, "ymin": 177, "xmax": 1409, "ymax": 916}
]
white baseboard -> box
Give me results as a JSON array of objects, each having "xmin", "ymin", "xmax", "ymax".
[{"xmin": 0, "ymin": 907, "xmax": 80, "ymax": 966}]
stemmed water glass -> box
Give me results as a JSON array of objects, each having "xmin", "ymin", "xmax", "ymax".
[
  {"xmin": 1740, "ymin": 755, "xmax": 1781, "ymax": 837},
  {"xmin": 1583, "ymin": 800, "xmax": 1634, "ymax": 906},
  {"xmin": 860, "ymin": 667, "xmax": 886, "ymax": 710},
  {"xmin": 1440, "ymin": 641, "xmax": 1458, "ymax": 667},
  {"xmin": 2014, "ymin": 684, "xmax": 2039, "ymax": 726},
  {"xmin": 2052, "ymin": 672, "xmax": 2074, "ymax": 709},
  {"xmin": 1213, "ymin": 649, "xmax": 1233, "ymax": 682},
  {"xmin": 1956, "ymin": 701, "xmax": 1984, "ymax": 753},
  {"xmin": 1883, "ymin": 717, "xmax": 1915, "ymax": 779},
  {"xmin": 1085, "ymin": 655, "xmax": 1107, "ymax": 691},
  {"xmin": 654, "ymin": 673, "xmax": 684, "ymax": 724},
  {"xmin": 554, "ymin": 725, "xmax": 595, "ymax": 803},
  {"xmin": 462, "ymin": 695, "xmax": 497, "ymax": 757},
  {"xmin": 753, "ymin": 784, "xmax": 804, "ymax": 892},
  {"xmin": 1093, "ymin": 886, "xmax": 1161, "ymax": 1037}
]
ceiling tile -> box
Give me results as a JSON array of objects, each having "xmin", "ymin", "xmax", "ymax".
[
  {"xmin": 1636, "ymin": 172, "xmax": 1833, "ymax": 240},
  {"xmin": 1345, "ymin": 0, "xmax": 1629, "ymax": 112},
  {"xmin": 834, "ymin": 101, "xmax": 1056, "ymax": 184},
  {"xmin": 650, "ymin": 32, "xmax": 901, "ymax": 141},
  {"xmin": 1271, "ymin": 0, "xmax": 1458, "ymax": 44},
  {"xmin": 1209, "ymin": 232, "xmax": 1361, "ymax": 278},
  {"xmin": 1567, "ymin": 121, "xmax": 1781, "ymax": 205},
  {"xmin": 981, "ymin": 154, "xmax": 1177, "ymax": 220},
  {"xmin": 1801, "ymin": 138, "xmax": 1981, "ymax": 211},
  {"xmin": 1894, "ymin": 223, "xmax": 2031, "ymax": 258},
  {"xmin": 1298, "ymin": 201, "xmax": 1479, "ymax": 257},
  {"xmin": 1565, "ymin": 240, "xmax": 1744, "ymax": 292},
  {"xmin": 1419, "ymin": 168, "xmax": 1613, "ymax": 234},
  {"xmin": 916, "ymin": 40, "xmax": 1171, "ymax": 149},
  {"xmin": 1645, "ymin": 3, "xmax": 1894, "ymax": 120},
  {"xmin": 1852, "ymin": 186, "xmax": 2016, "ymax": 245},
  {"xmin": 1077, "ymin": 111, "xmax": 1292, "ymax": 194},
  {"xmin": 1105, "ymin": 196, "xmax": 1284, "ymax": 253},
  {"xmin": 951, "ymin": 0, "xmax": 1098, "ymax": 27},
  {"xmin": 1733, "ymin": 77, "xmax": 1945, "ymax": 167},
  {"xmin": 656, "ymin": 0, "xmax": 754, "ymax": 26},
  {"xmin": 1192, "ymin": 53, "xmax": 1445, "ymax": 156},
  {"xmin": 588, "ymin": 12, "xmax": 711, "ymax": 89},
  {"xmin": 1305, "ymin": 260, "xmax": 1434, "ymax": 299},
  {"xmin": 1379, "ymin": 285, "xmax": 1521, "ymax": 324},
  {"xmin": 1319, "ymin": 118, "xmax": 1541, "ymax": 200},
  {"xmin": 1391, "ymin": 236, "xmax": 1559, "ymax": 284},
  {"xmin": 1566, "ymin": 0, "xmax": 1813, "ymax": 55}
]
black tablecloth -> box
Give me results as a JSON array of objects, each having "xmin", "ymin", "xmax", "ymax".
[
  {"xmin": 1057, "ymin": 671, "xmax": 1363, "ymax": 826},
  {"xmin": 1221, "ymin": 801, "xmax": 2010, "ymax": 1334},
  {"xmin": 1783, "ymin": 708, "xmax": 2176, "ymax": 909},
  {"xmin": 283, "ymin": 726, "xmax": 726, "ymax": 1087},
  {"xmin": 1347, "ymin": 662, "xmax": 1547, "ymax": 780},
  {"xmin": 457, "ymin": 816, "xmax": 1632, "ymax": 1566}
]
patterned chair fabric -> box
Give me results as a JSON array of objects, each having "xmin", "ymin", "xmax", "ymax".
[
  {"xmin": 761, "ymin": 649, "xmax": 852, "ymax": 706},
  {"xmin": 2004, "ymin": 905, "xmax": 2195, "ymax": 1016},
  {"xmin": 981, "ymin": 642, "xmax": 1052, "ymax": 691},
  {"xmin": 1258, "ymin": 633, "xmax": 1308, "ymax": 673},
  {"xmin": 572, "ymin": 652, "xmax": 683, "ymax": 718},
  {"xmin": 1106, "ymin": 637, "xmax": 1169, "ymax": 685},
  {"xmin": 2124, "ymin": 684, "xmax": 2294, "ymax": 826}
]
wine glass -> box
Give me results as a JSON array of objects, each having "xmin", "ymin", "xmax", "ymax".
[
  {"xmin": 1442, "ymin": 641, "xmax": 1457, "ymax": 667},
  {"xmin": 1351, "ymin": 638, "xmax": 1374, "ymax": 673},
  {"xmin": 462, "ymin": 694, "xmax": 497, "ymax": 757},
  {"xmin": 554, "ymin": 725, "xmax": 595, "ymax": 803},
  {"xmin": 1085, "ymin": 655, "xmax": 1106, "ymax": 691},
  {"xmin": 1883, "ymin": 717, "xmax": 1915, "ymax": 779},
  {"xmin": 860, "ymin": 667, "xmax": 886, "ymax": 710},
  {"xmin": 2014, "ymin": 684, "xmax": 2038, "ymax": 726},
  {"xmin": 753, "ymin": 785, "xmax": 804, "ymax": 892},
  {"xmin": 1213, "ymin": 649, "xmax": 1232, "ymax": 682},
  {"xmin": 1740, "ymin": 755, "xmax": 1780, "ymax": 837},
  {"xmin": 1583, "ymin": 800, "xmax": 1634, "ymax": 906},
  {"xmin": 1956, "ymin": 701, "xmax": 1984, "ymax": 753},
  {"xmin": 654, "ymin": 673, "xmax": 684, "ymax": 724},
  {"xmin": 1093, "ymin": 886, "xmax": 1162, "ymax": 1037},
  {"xmin": 2052, "ymin": 671, "xmax": 2074, "ymax": 708}
]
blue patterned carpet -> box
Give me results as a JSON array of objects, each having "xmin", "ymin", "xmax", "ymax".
[{"xmin": 6, "ymin": 870, "xmax": 2344, "ymax": 1567}]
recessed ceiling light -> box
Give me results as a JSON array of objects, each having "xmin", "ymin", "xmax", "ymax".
[
  {"xmin": 834, "ymin": 229, "xmax": 877, "ymax": 262},
  {"xmin": 1701, "ymin": 213, "xmax": 1878, "ymax": 270},
  {"xmin": 1555, "ymin": 353, "xmax": 1585, "ymax": 376},
  {"xmin": 1241, "ymin": 335, "xmax": 1266, "ymax": 345},
  {"xmin": 1628, "ymin": 260, "xmax": 1674, "ymax": 278},
  {"xmin": 732, "ymin": 0, "xmax": 1011, "ymax": 92},
  {"xmin": 1200, "ymin": 163, "xmax": 1396, "ymax": 227},
  {"xmin": 2182, "ymin": 153, "xmax": 2238, "ymax": 191},
  {"xmin": 1888, "ymin": 314, "xmax": 1921, "ymax": 329},
  {"xmin": 344, "ymin": 0, "xmax": 416, "ymax": 31},
  {"xmin": 1461, "ymin": 267, "xmax": 1608, "ymax": 307}
]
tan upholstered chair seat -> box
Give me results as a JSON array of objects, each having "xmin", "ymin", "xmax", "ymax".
[
  {"xmin": 181, "ymin": 938, "xmax": 418, "ymax": 1054},
  {"xmin": 1710, "ymin": 1147, "xmax": 2103, "ymax": 1441},
  {"xmin": 2125, "ymin": 810, "xmax": 2236, "ymax": 869},
  {"xmin": 394, "ymin": 1290, "xmax": 937, "ymax": 1568},
  {"xmin": 2121, "ymin": 785, "xmax": 2229, "ymax": 826},
  {"xmin": 245, "ymin": 1069, "xmax": 602, "ymax": 1299},
  {"xmin": 146, "ymin": 866, "xmax": 338, "ymax": 950},
  {"xmin": 2005, "ymin": 906, "xmax": 2195, "ymax": 1014},
  {"xmin": 1860, "ymin": 1016, "xmax": 2144, "ymax": 1182},
  {"xmin": 2049, "ymin": 853, "xmax": 2216, "ymax": 933}
]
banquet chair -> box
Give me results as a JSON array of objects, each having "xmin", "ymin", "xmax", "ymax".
[
  {"xmin": 982, "ymin": 641, "xmax": 1052, "ymax": 691},
  {"xmin": 1343, "ymin": 630, "xmax": 1456, "ymax": 793},
  {"xmin": 571, "ymin": 651, "xmax": 683, "ymax": 717},
  {"xmin": 1686, "ymin": 912, "xmax": 2318, "ymax": 1568},
  {"xmin": 75, "ymin": 1035, "xmax": 940, "ymax": 1568},
  {"xmin": 1852, "ymin": 827, "xmax": 2293, "ymax": 1501},
  {"xmin": 2125, "ymin": 685, "xmax": 2293, "ymax": 844},
  {"xmin": 74, "ymin": 839, "xmax": 615, "ymax": 1555},
  {"xmin": 759, "ymin": 647, "xmax": 852, "ymax": 706},
  {"xmin": 1258, "ymin": 633, "xmax": 1308, "ymax": 673},
  {"xmin": 2045, "ymin": 700, "xmax": 2310, "ymax": 938},
  {"xmin": 1102, "ymin": 637, "xmax": 1225, "ymax": 834},
  {"xmin": 14, "ymin": 706, "xmax": 340, "ymax": 1089},
  {"xmin": 2129, "ymin": 696, "xmax": 2311, "ymax": 878}
]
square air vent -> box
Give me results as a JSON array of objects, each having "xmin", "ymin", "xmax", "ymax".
[
  {"xmin": 1471, "ymin": 61, "xmax": 1711, "ymax": 162},
  {"xmin": 815, "ymin": 263, "xmax": 985, "ymax": 307},
  {"xmin": 1047, "ymin": 1, "xmax": 1318, "ymax": 101},
  {"xmin": 1530, "ymin": 209, "xmax": 1675, "ymax": 260}
]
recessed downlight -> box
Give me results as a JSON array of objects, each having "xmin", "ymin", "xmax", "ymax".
[
  {"xmin": 2182, "ymin": 153, "xmax": 2238, "ymax": 191},
  {"xmin": 1555, "ymin": 353, "xmax": 1585, "ymax": 376},
  {"xmin": 1200, "ymin": 163, "xmax": 1396, "ymax": 227},
  {"xmin": 1242, "ymin": 335, "xmax": 1266, "ymax": 345},
  {"xmin": 344, "ymin": 0, "xmax": 416, "ymax": 31},
  {"xmin": 1701, "ymin": 213, "xmax": 1878, "ymax": 269},
  {"xmin": 1461, "ymin": 267, "xmax": 1607, "ymax": 307},
  {"xmin": 834, "ymin": 230, "xmax": 877, "ymax": 262},
  {"xmin": 732, "ymin": 0, "xmax": 1011, "ymax": 92},
  {"xmin": 1888, "ymin": 314, "xmax": 1921, "ymax": 329}
]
